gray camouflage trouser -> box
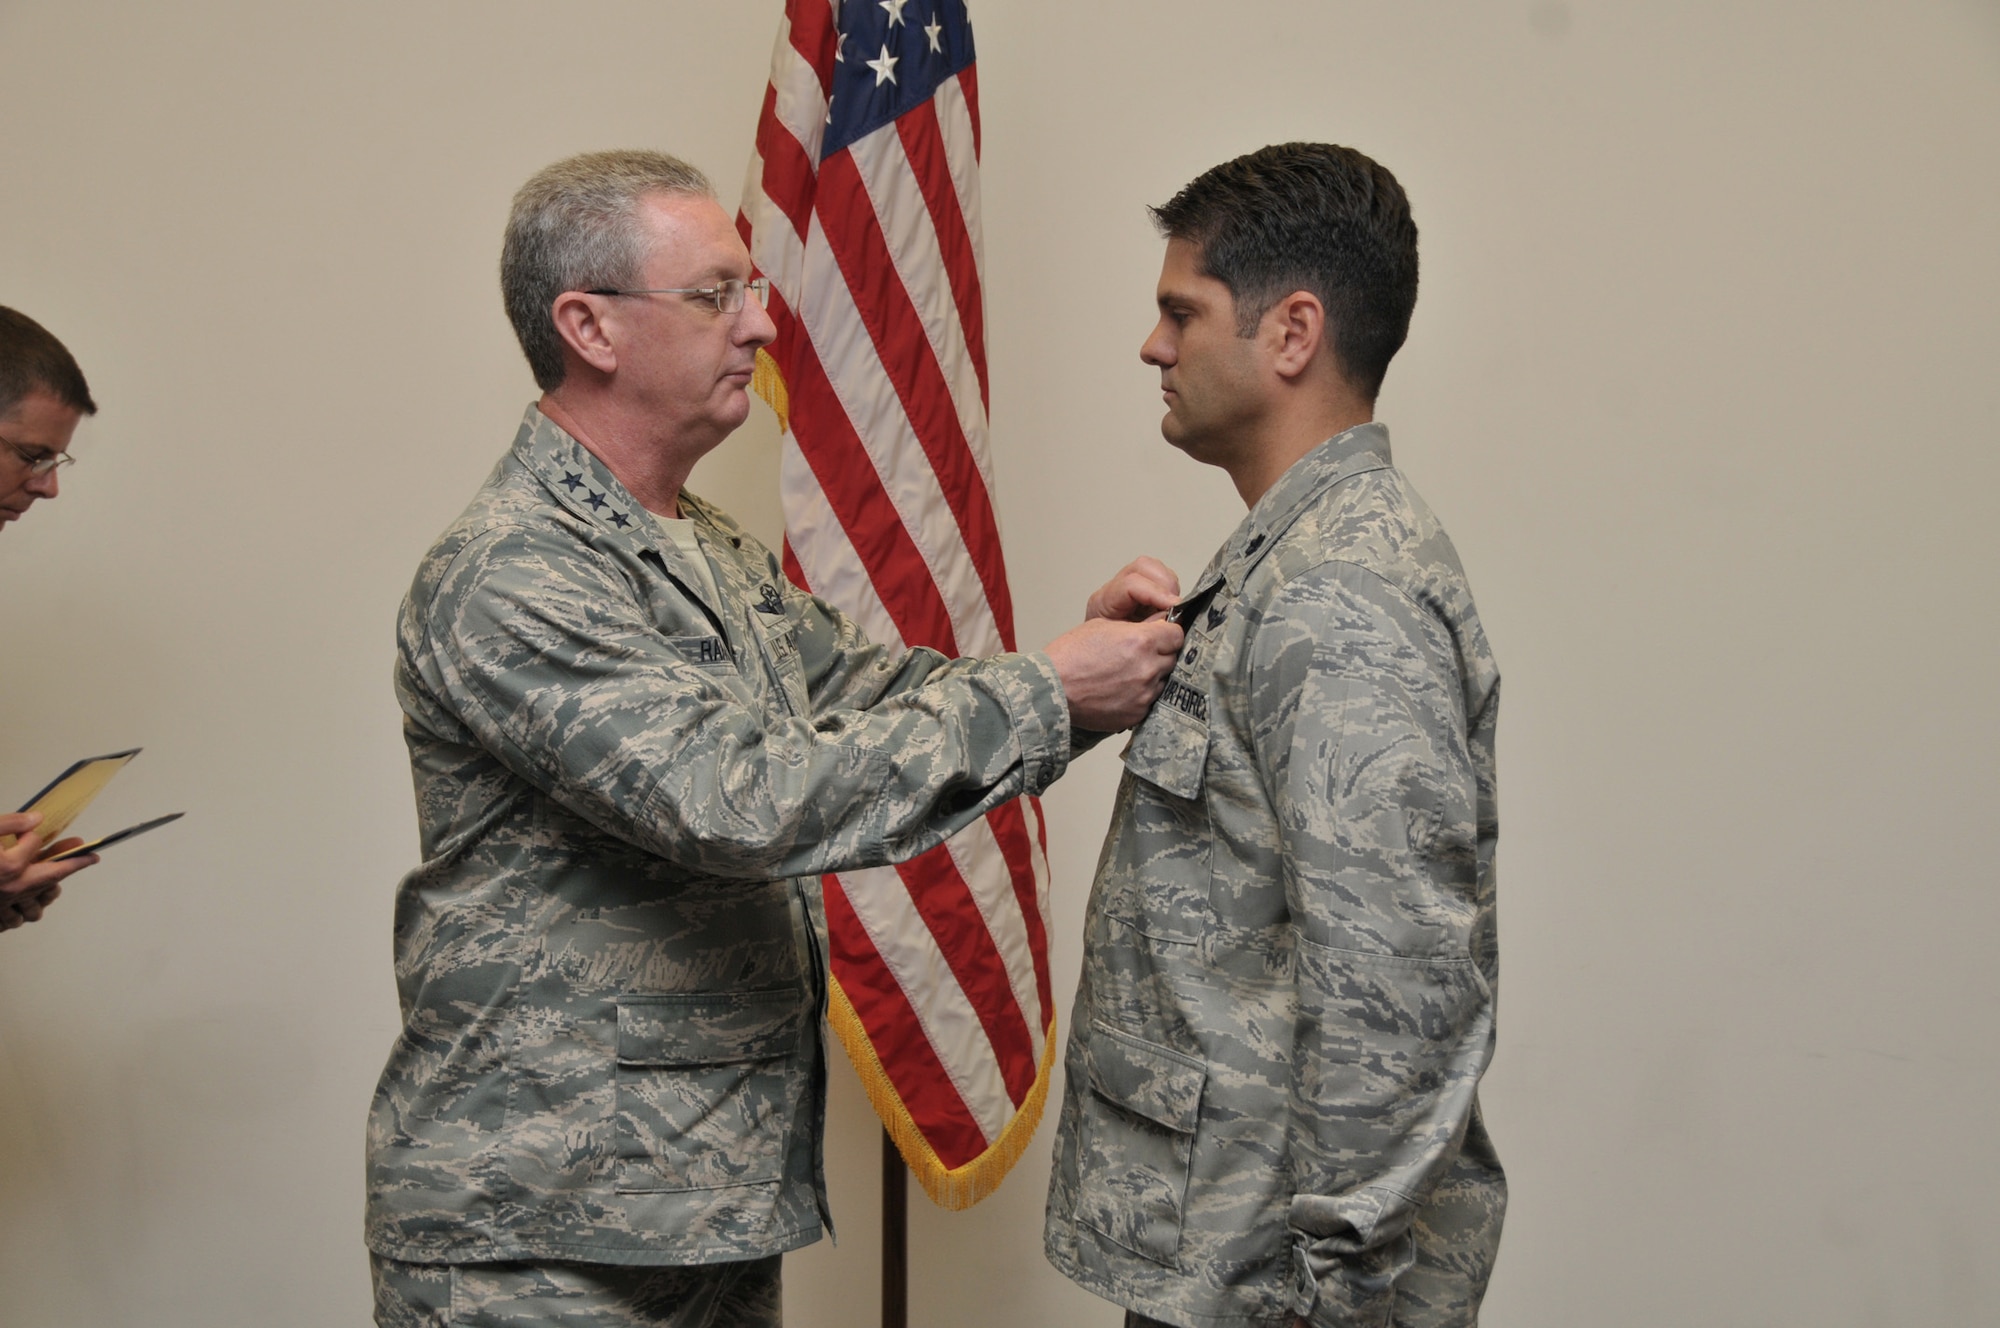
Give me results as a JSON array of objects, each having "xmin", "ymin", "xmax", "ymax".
[{"xmin": 371, "ymin": 1254, "xmax": 782, "ymax": 1328}]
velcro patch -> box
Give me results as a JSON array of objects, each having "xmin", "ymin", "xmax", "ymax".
[
  {"xmin": 1158, "ymin": 675, "xmax": 1207, "ymax": 722},
  {"xmin": 669, "ymin": 635, "xmax": 732, "ymax": 668}
]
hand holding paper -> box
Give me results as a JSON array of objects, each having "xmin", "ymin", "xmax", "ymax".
[
  {"xmin": 2, "ymin": 750, "xmax": 183, "ymax": 932},
  {"xmin": 0, "ymin": 811, "xmax": 97, "ymax": 930}
]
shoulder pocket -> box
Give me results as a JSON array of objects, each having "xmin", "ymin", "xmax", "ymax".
[{"xmin": 1073, "ymin": 1022, "xmax": 1206, "ymax": 1266}]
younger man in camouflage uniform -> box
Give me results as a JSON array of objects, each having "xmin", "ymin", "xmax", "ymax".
[
  {"xmin": 1045, "ymin": 144, "xmax": 1506, "ymax": 1327},
  {"xmin": 365, "ymin": 151, "xmax": 1183, "ymax": 1327}
]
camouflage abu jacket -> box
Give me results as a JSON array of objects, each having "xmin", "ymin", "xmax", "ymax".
[
  {"xmin": 367, "ymin": 406, "xmax": 1071, "ymax": 1267},
  {"xmin": 1045, "ymin": 425, "xmax": 1505, "ymax": 1327}
]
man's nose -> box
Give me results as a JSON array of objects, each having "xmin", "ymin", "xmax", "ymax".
[
  {"xmin": 1140, "ymin": 324, "xmax": 1173, "ymax": 367},
  {"xmin": 25, "ymin": 468, "xmax": 59, "ymax": 500},
  {"xmin": 736, "ymin": 290, "xmax": 778, "ymax": 350}
]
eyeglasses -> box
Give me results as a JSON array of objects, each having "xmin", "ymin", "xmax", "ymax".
[
  {"xmin": 584, "ymin": 277, "xmax": 771, "ymax": 315},
  {"xmin": 1, "ymin": 438, "xmax": 75, "ymax": 478}
]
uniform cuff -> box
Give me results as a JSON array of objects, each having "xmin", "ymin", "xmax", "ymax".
[{"xmin": 1007, "ymin": 650, "xmax": 1072, "ymax": 794}]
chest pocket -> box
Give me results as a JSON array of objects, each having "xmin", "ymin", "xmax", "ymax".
[
  {"xmin": 1123, "ymin": 701, "xmax": 1207, "ymax": 800},
  {"xmin": 752, "ymin": 616, "xmax": 809, "ymax": 716},
  {"xmin": 1111, "ymin": 691, "xmax": 1212, "ymax": 944},
  {"xmin": 666, "ymin": 635, "xmax": 733, "ymax": 671},
  {"xmin": 1131, "ymin": 574, "xmax": 1230, "ymax": 800}
]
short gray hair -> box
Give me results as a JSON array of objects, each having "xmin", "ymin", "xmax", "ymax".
[{"xmin": 501, "ymin": 149, "xmax": 715, "ymax": 390}]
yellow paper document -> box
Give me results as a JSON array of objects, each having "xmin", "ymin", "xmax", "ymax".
[{"xmin": 6, "ymin": 750, "xmax": 183, "ymax": 861}]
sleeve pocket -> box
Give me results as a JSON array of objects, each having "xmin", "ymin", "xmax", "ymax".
[{"xmin": 1073, "ymin": 1022, "xmax": 1206, "ymax": 1266}]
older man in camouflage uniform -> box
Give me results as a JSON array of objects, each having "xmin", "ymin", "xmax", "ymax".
[
  {"xmin": 365, "ymin": 150, "xmax": 1184, "ymax": 1327},
  {"xmin": 1045, "ymin": 144, "xmax": 1506, "ymax": 1327}
]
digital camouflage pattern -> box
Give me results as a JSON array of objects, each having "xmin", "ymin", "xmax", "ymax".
[
  {"xmin": 1046, "ymin": 424, "xmax": 1505, "ymax": 1327},
  {"xmin": 367, "ymin": 406, "xmax": 1071, "ymax": 1267},
  {"xmin": 370, "ymin": 1252, "xmax": 781, "ymax": 1327}
]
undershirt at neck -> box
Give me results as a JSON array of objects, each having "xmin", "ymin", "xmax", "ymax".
[{"xmin": 652, "ymin": 513, "xmax": 721, "ymax": 610}]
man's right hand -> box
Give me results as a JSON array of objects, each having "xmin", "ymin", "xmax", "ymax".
[
  {"xmin": 1043, "ymin": 616, "xmax": 1185, "ymax": 732},
  {"xmin": 1084, "ymin": 556, "xmax": 1181, "ymax": 622},
  {"xmin": 0, "ymin": 812, "xmax": 98, "ymax": 930}
]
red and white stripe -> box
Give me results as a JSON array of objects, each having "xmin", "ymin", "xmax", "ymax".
[{"xmin": 738, "ymin": 1, "xmax": 1055, "ymax": 1198}]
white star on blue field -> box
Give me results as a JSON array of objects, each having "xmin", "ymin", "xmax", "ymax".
[{"xmin": 824, "ymin": 0, "xmax": 974, "ymax": 159}]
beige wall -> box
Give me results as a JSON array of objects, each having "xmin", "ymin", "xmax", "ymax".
[{"xmin": 3, "ymin": 2, "xmax": 1996, "ymax": 1323}]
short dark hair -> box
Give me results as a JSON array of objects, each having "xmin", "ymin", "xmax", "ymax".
[
  {"xmin": 1150, "ymin": 142, "xmax": 1418, "ymax": 399},
  {"xmin": 0, "ymin": 306, "xmax": 97, "ymax": 417}
]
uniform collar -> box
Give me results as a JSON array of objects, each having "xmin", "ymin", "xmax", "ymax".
[
  {"xmin": 1181, "ymin": 423, "xmax": 1395, "ymax": 605},
  {"xmin": 512, "ymin": 403, "xmax": 655, "ymax": 544},
  {"xmin": 511, "ymin": 404, "xmax": 757, "ymax": 625}
]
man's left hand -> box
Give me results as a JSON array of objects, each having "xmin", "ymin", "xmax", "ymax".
[{"xmin": 1, "ymin": 882, "xmax": 63, "ymax": 931}]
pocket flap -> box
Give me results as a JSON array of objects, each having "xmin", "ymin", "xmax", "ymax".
[
  {"xmin": 617, "ymin": 988, "xmax": 807, "ymax": 1067},
  {"xmin": 1121, "ymin": 704, "xmax": 1208, "ymax": 801},
  {"xmin": 1085, "ymin": 1022, "xmax": 1205, "ymax": 1134}
]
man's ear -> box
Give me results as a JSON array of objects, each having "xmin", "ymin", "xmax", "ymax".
[
  {"xmin": 1265, "ymin": 290, "xmax": 1326, "ymax": 382},
  {"xmin": 550, "ymin": 291, "xmax": 620, "ymax": 376}
]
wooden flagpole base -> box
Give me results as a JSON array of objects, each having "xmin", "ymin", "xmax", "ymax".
[{"xmin": 882, "ymin": 1127, "xmax": 908, "ymax": 1328}]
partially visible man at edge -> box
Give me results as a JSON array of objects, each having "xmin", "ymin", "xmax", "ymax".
[
  {"xmin": 1046, "ymin": 143, "xmax": 1505, "ymax": 1327},
  {"xmin": 0, "ymin": 306, "xmax": 102, "ymax": 930},
  {"xmin": 365, "ymin": 150, "xmax": 1185, "ymax": 1327}
]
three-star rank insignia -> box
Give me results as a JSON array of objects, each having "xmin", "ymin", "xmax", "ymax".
[{"xmin": 757, "ymin": 584, "xmax": 784, "ymax": 615}]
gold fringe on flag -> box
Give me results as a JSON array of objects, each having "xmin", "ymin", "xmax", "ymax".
[
  {"xmin": 751, "ymin": 347, "xmax": 790, "ymax": 435},
  {"xmin": 827, "ymin": 971, "xmax": 1058, "ymax": 1211},
  {"xmin": 759, "ymin": 347, "xmax": 1052, "ymax": 1207}
]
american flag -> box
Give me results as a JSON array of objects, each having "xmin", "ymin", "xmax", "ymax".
[{"xmin": 737, "ymin": 0, "xmax": 1055, "ymax": 1207}]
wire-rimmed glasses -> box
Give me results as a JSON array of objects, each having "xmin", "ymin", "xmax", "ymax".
[{"xmin": 584, "ymin": 277, "xmax": 771, "ymax": 314}]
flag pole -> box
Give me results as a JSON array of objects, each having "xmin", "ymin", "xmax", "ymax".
[{"xmin": 882, "ymin": 1128, "xmax": 908, "ymax": 1328}]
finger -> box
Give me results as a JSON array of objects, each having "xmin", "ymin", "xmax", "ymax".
[
  {"xmin": 0, "ymin": 812, "xmax": 42, "ymax": 836},
  {"xmin": 1122, "ymin": 576, "xmax": 1181, "ymax": 613},
  {"xmin": 1, "ymin": 832, "xmax": 47, "ymax": 879},
  {"xmin": 1130, "ymin": 556, "xmax": 1181, "ymax": 596},
  {"xmin": 39, "ymin": 855, "xmax": 96, "ymax": 889}
]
